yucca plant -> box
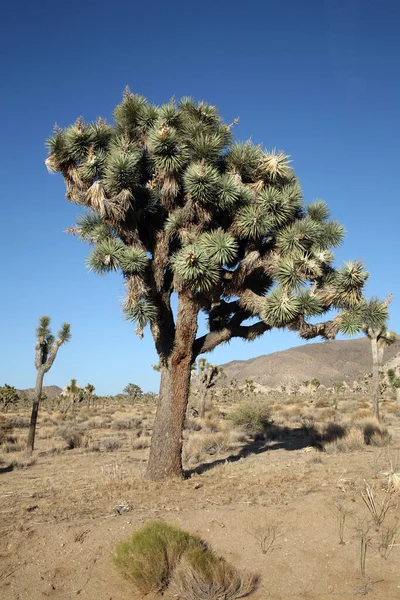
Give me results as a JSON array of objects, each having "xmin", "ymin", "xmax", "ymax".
[
  {"xmin": 47, "ymin": 91, "xmax": 372, "ymax": 479},
  {"xmin": 387, "ymin": 368, "xmax": 400, "ymax": 402},
  {"xmin": 340, "ymin": 296, "xmax": 395, "ymax": 420},
  {"xmin": 27, "ymin": 316, "xmax": 71, "ymax": 451},
  {"xmin": 192, "ymin": 359, "xmax": 224, "ymax": 418}
]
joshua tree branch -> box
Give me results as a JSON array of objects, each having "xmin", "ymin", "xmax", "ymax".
[{"xmin": 193, "ymin": 320, "xmax": 271, "ymax": 358}]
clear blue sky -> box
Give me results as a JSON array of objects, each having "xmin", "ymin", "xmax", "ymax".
[{"xmin": 0, "ymin": 0, "xmax": 399, "ymax": 395}]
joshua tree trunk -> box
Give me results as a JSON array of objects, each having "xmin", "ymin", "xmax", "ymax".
[
  {"xmin": 27, "ymin": 368, "xmax": 45, "ymax": 452},
  {"xmin": 198, "ymin": 389, "xmax": 207, "ymax": 419},
  {"xmin": 370, "ymin": 335, "xmax": 380, "ymax": 421},
  {"xmin": 146, "ymin": 292, "xmax": 198, "ymax": 481}
]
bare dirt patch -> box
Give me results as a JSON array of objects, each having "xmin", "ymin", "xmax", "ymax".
[{"xmin": 1, "ymin": 399, "xmax": 400, "ymax": 599}]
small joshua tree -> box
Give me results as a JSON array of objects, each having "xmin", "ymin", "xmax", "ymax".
[
  {"xmin": 47, "ymin": 91, "xmax": 370, "ymax": 479},
  {"xmin": 341, "ymin": 296, "xmax": 395, "ymax": 421},
  {"xmin": 123, "ymin": 383, "xmax": 143, "ymax": 402},
  {"xmin": 192, "ymin": 358, "xmax": 224, "ymax": 417},
  {"xmin": 0, "ymin": 384, "xmax": 20, "ymax": 412},
  {"xmin": 27, "ymin": 317, "xmax": 71, "ymax": 451},
  {"xmin": 387, "ymin": 369, "xmax": 400, "ymax": 402},
  {"xmin": 84, "ymin": 383, "xmax": 96, "ymax": 406}
]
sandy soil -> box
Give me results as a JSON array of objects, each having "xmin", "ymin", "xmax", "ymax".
[{"xmin": 1, "ymin": 401, "xmax": 400, "ymax": 600}]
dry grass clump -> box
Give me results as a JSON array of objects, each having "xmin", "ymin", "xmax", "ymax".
[
  {"xmin": 131, "ymin": 435, "xmax": 150, "ymax": 450},
  {"xmin": 355, "ymin": 418, "xmax": 391, "ymax": 447},
  {"xmin": 112, "ymin": 417, "xmax": 142, "ymax": 430},
  {"xmin": 228, "ymin": 403, "xmax": 273, "ymax": 435},
  {"xmin": 0, "ymin": 451, "xmax": 37, "ymax": 469},
  {"xmin": 101, "ymin": 437, "xmax": 122, "ymax": 452},
  {"xmin": 170, "ymin": 546, "xmax": 259, "ymax": 600},
  {"xmin": 351, "ymin": 408, "xmax": 374, "ymax": 421},
  {"xmin": 185, "ymin": 417, "xmax": 202, "ymax": 432},
  {"xmin": 86, "ymin": 417, "xmax": 110, "ymax": 429},
  {"xmin": 183, "ymin": 432, "xmax": 233, "ymax": 466},
  {"xmin": 0, "ymin": 416, "xmax": 13, "ymax": 445},
  {"xmin": 113, "ymin": 521, "xmax": 258, "ymax": 599},
  {"xmin": 57, "ymin": 425, "xmax": 89, "ymax": 449},
  {"xmin": 1, "ymin": 438, "xmax": 26, "ymax": 453},
  {"xmin": 324, "ymin": 427, "xmax": 365, "ymax": 453},
  {"xmin": 6, "ymin": 416, "xmax": 29, "ymax": 428}
]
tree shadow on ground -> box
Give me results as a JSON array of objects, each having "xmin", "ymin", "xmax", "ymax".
[
  {"xmin": 185, "ymin": 422, "xmax": 346, "ymax": 478},
  {"xmin": 0, "ymin": 464, "xmax": 14, "ymax": 474}
]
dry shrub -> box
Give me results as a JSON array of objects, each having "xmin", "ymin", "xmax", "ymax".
[
  {"xmin": 113, "ymin": 521, "xmax": 258, "ymax": 599},
  {"xmin": 112, "ymin": 418, "xmax": 142, "ymax": 431},
  {"xmin": 315, "ymin": 397, "xmax": 331, "ymax": 408},
  {"xmin": 324, "ymin": 427, "xmax": 365, "ymax": 453},
  {"xmin": 6, "ymin": 416, "xmax": 29, "ymax": 428},
  {"xmin": 170, "ymin": 546, "xmax": 259, "ymax": 600},
  {"xmin": 228, "ymin": 403, "xmax": 272, "ymax": 435},
  {"xmin": 113, "ymin": 521, "xmax": 203, "ymax": 593},
  {"xmin": 355, "ymin": 418, "xmax": 391, "ymax": 447},
  {"xmin": 185, "ymin": 418, "xmax": 202, "ymax": 432},
  {"xmin": 183, "ymin": 432, "xmax": 233, "ymax": 466},
  {"xmin": 0, "ymin": 451, "xmax": 37, "ymax": 469},
  {"xmin": 86, "ymin": 417, "xmax": 110, "ymax": 429},
  {"xmin": 385, "ymin": 403, "xmax": 398, "ymax": 414},
  {"xmin": 317, "ymin": 408, "xmax": 337, "ymax": 421},
  {"xmin": 101, "ymin": 438, "xmax": 122, "ymax": 452},
  {"xmin": 202, "ymin": 416, "xmax": 222, "ymax": 433},
  {"xmin": 131, "ymin": 436, "xmax": 150, "ymax": 450},
  {"xmin": 351, "ymin": 409, "xmax": 374, "ymax": 421},
  {"xmin": 0, "ymin": 417, "xmax": 13, "ymax": 445},
  {"xmin": 57, "ymin": 425, "xmax": 89, "ymax": 449},
  {"xmin": 323, "ymin": 422, "xmax": 347, "ymax": 443},
  {"xmin": 270, "ymin": 403, "xmax": 283, "ymax": 413},
  {"xmin": 2, "ymin": 439, "xmax": 25, "ymax": 453}
]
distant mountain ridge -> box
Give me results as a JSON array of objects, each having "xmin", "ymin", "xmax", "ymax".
[
  {"xmin": 18, "ymin": 385, "xmax": 63, "ymax": 400},
  {"xmin": 220, "ymin": 336, "xmax": 400, "ymax": 388}
]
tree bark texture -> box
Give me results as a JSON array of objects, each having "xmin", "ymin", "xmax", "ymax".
[
  {"xmin": 198, "ymin": 389, "xmax": 207, "ymax": 419},
  {"xmin": 146, "ymin": 292, "xmax": 199, "ymax": 480},
  {"xmin": 370, "ymin": 335, "xmax": 380, "ymax": 421},
  {"xmin": 27, "ymin": 369, "xmax": 45, "ymax": 452}
]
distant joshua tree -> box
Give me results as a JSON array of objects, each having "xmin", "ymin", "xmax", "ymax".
[
  {"xmin": 340, "ymin": 296, "xmax": 395, "ymax": 421},
  {"xmin": 27, "ymin": 316, "xmax": 71, "ymax": 451},
  {"xmin": 123, "ymin": 383, "xmax": 143, "ymax": 402},
  {"xmin": 0, "ymin": 384, "xmax": 19, "ymax": 412},
  {"xmin": 192, "ymin": 358, "xmax": 224, "ymax": 417},
  {"xmin": 387, "ymin": 369, "xmax": 400, "ymax": 402}
]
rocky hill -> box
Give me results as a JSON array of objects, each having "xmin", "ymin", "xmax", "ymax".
[
  {"xmin": 220, "ymin": 336, "xmax": 400, "ymax": 389},
  {"xmin": 17, "ymin": 385, "xmax": 63, "ymax": 400}
]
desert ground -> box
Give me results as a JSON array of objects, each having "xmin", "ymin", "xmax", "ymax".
[{"xmin": 1, "ymin": 392, "xmax": 400, "ymax": 600}]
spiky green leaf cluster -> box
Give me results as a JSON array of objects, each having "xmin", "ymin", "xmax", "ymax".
[
  {"xmin": 124, "ymin": 299, "xmax": 157, "ymax": 329},
  {"xmin": 47, "ymin": 91, "xmax": 372, "ymax": 342},
  {"xmin": 171, "ymin": 244, "xmax": 220, "ymax": 292}
]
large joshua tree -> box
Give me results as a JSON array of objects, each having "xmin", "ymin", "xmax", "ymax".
[
  {"xmin": 27, "ymin": 316, "xmax": 71, "ymax": 451},
  {"xmin": 46, "ymin": 91, "xmax": 369, "ymax": 480}
]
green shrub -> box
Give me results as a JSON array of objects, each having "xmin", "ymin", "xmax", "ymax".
[
  {"xmin": 112, "ymin": 521, "xmax": 203, "ymax": 593},
  {"xmin": 228, "ymin": 403, "xmax": 273, "ymax": 435}
]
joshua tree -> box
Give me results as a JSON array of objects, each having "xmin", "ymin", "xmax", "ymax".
[
  {"xmin": 387, "ymin": 369, "xmax": 400, "ymax": 402},
  {"xmin": 27, "ymin": 317, "xmax": 71, "ymax": 451},
  {"xmin": 341, "ymin": 296, "xmax": 395, "ymax": 421},
  {"xmin": 84, "ymin": 383, "xmax": 96, "ymax": 406},
  {"xmin": 46, "ymin": 92, "xmax": 369, "ymax": 479},
  {"xmin": 310, "ymin": 378, "xmax": 321, "ymax": 391},
  {"xmin": 123, "ymin": 383, "xmax": 143, "ymax": 401},
  {"xmin": 192, "ymin": 358, "xmax": 224, "ymax": 417},
  {"xmin": 0, "ymin": 384, "xmax": 20, "ymax": 412}
]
